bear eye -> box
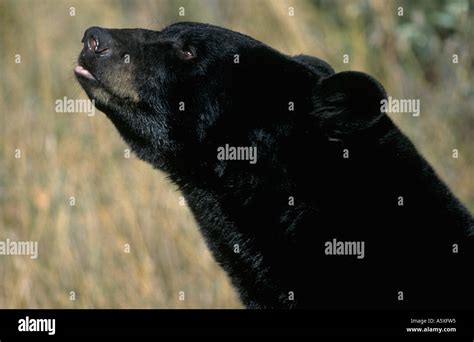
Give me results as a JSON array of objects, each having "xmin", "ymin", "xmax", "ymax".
[{"xmin": 178, "ymin": 47, "xmax": 196, "ymax": 61}]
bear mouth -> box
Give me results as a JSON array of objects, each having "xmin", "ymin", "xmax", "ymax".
[
  {"xmin": 74, "ymin": 65, "xmax": 97, "ymax": 81},
  {"xmin": 75, "ymin": 64, "xmax": 140, "ymax": 105}
]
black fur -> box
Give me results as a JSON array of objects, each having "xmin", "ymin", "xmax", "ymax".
[{"xmin": 75, "ymin": 22, "xmax": 474, "ymax": 309}]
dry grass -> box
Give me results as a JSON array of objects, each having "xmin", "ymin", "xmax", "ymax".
[{"xmin": 0, "ymin": 0, "xmax": 472, "ymax": 308}]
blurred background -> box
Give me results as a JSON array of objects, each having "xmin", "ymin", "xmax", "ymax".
[{"xmin": 0, "ymin": 0, "xmax": 473, "ymax": 308}]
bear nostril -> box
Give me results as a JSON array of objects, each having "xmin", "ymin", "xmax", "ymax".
[
  {"xmin": 83, "ymin": 27, "xmax": 113, "ymax": 56},
  {"xmin": 96, "ymin": 47, "xmax": 110, "ymax": 56},
  {"xmin": 87, "ymin": 36, "xmax": 99, "ymax": 52}
]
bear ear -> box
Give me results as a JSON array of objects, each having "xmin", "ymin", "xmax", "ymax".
[{"xmin": 313, "ymin": 71, "xmax": 387, "ymax": 137}]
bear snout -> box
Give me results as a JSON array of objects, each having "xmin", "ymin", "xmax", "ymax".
[{"xmin": 81, "ymin": 26, "xmax": 112, "ymax": 57}]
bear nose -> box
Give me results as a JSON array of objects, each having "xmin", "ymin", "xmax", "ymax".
[{"xmin": 82, "ymin": 27, "xmax": 112, "ymax": 56}]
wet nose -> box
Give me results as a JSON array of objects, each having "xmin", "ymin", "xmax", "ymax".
[{"xmin": 82, "ymin": 27, "xmax": 112, "ymax": 56}]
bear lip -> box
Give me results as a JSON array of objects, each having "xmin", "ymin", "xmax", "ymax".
[{"xmin": 74, "ymin": 65, "xmax": 96, "ymax": 80}]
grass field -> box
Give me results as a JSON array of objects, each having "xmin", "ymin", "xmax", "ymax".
[{"xmin": 0, "ymin": 0, "xmax": 473, "ymax": 308}]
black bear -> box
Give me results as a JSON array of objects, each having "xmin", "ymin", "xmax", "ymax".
[{"xmin": 75, "ymin": 22, "xmax": 474, "ymax": 309}]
